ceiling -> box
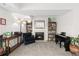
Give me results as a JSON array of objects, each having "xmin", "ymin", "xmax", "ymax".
[{"xmin": 0, "ymin": 3, "xmax": 78, "ymax": 16}]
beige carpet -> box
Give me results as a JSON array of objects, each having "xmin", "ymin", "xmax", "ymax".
[{"xmin": 9, "ymin": 40, "xmax": 72, "ymax": 56}]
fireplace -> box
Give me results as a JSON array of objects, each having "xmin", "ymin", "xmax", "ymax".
[{"xmin": 35, "ymin": 32, "xmax": 44, "ymax": 40}]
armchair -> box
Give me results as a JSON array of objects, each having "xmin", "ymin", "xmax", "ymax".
[{"xmin": 23, "ymin": 33, "xmax": 35, "ymax": 45}]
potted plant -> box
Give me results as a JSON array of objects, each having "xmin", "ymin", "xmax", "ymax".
[{"xmin": 70, "ymin": 37, "xmax": 79, "ymax": 46}]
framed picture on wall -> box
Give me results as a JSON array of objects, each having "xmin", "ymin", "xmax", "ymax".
[
  {"xmin": 0, "ymin": 18, "xmax": 6, "ymax": 25},
  {"xmin": 34, "ymin": 20, "xmax": 45, "ymax": 29}
]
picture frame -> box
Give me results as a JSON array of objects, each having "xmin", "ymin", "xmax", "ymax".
[
  {"xmin": 34, "ymin": 20, "xmax": 45, "ymax": 29},
  {"xmin": 0, "ymin": 18, "xmax": 6, "ymax": 25}
]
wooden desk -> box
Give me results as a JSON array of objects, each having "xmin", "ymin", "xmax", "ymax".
[
  {"xmin": 70, "ymin": 44, "xmax": 79, "ymax": 55},
  {"xmin": 57, "ymin": 34, "xmax": 67, "ymax": 38}
]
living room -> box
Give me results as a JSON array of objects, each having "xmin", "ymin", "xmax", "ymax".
[{"xmin": 0, "ymin": 3, "xmax": 79, "ymax": 56}]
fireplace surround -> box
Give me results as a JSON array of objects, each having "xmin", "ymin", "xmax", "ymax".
[{"xmin": 35, "ymin": 32, "xmax": 44, "ymax": 40}]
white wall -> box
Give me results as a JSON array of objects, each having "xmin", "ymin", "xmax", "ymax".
[
  {"xmin": 0, "ymin": 7, "xmax": 26, "ymax": 35},
  {"xmin": 0, "ymin": 7, "xmax": 14, "ymax": 35},
  {"xmin": 57, "ymin": 8, "xmax": 79, "ymax": 37},
  {"xmin": 72, "ymin": 8, "xmax": 79, "ymax": 36}
]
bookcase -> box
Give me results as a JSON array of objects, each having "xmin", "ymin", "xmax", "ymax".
[{"xmin": 48, "ymin": 22, "xmax": 57, "ymax": 41}]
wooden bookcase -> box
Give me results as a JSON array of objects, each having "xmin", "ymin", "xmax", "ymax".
[{"xmin": 48, "ymin": 22, "xmax": 57, "ymax": 41}]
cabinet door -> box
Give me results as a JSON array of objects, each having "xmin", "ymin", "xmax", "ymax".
[{"xmin": 9, "ymin": 38, "xmax": 17, "ymax": 47}]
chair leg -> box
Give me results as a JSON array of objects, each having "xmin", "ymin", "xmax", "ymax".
[{"xmin": 60, "ymin": 42, "xmax": 61, "ymax": 48}]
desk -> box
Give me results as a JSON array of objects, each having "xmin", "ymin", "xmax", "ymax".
[
  {"xmin": 55, "ymin": 34, "xmax": 67, "ymax": 47},
  {"xmin": 55, "ymin": 34, "xmax": 71, "ymax": 51}
]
